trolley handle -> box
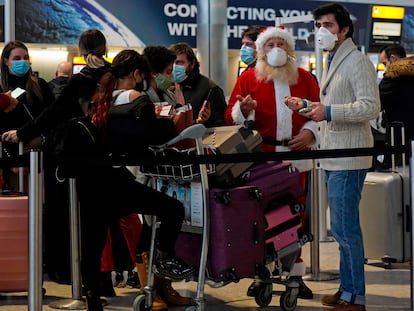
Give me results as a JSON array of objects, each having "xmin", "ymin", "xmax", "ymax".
[{"xmin": 149, "ymin": 123, "xmax": 206, "ymax": 150}]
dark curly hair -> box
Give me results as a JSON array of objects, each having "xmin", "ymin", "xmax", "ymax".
[{"xmin": 143, "ymin": 45, "xmax": 176, "ymax": 74}]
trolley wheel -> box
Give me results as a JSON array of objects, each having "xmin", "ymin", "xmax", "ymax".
[
  {"xmin": 254, "ymin": 283, "xmax": 272, "ymax": 307},
  {"xmin": 133, "ymin": 294, "xmax": 151, "ymax": 311},
  {"xmin": 280, "ymin": 289, "xmax": 297, "ymax": 311}
]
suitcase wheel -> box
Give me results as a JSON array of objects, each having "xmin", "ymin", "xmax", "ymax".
[
  {"xmin": 133, "ymin": 294, "xmax": 151, "ymax": 311},
  {"xmin": 280, "ymin": 288, "xmax": 298, "ymax": 311},
  {"xmin": 253, "ymin": 283, "xmax": 273, "ymax": 307}
]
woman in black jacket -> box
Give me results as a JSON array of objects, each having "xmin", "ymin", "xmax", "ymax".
[
  {"xmin": 0, "ymin": 40, "xmax": 54, "ymax": 190},
  {"xmin": 77, "ymin": 49, "xmax": 194, "ymax": 311}
]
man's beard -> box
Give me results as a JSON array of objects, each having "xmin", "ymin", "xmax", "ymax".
[{"xmin": 255, "ymin": 57, "xmax": 298, "ymax": 84}]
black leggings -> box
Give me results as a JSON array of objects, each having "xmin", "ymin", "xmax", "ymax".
[{"xmin": 76, "ymin": 167, "xmax": 184, "ymax": 294}]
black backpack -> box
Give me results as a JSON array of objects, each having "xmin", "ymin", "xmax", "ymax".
[{"xmin": 43, "ymin": 116, "xmax": 102, "ymax": 178}]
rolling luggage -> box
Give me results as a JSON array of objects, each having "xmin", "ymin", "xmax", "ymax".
[
  {"xmin": 239, "ymin": 161, "xmax": 304, "ymax": 210},
  {"xmin": 264, "ymin": 198, "xmax": 309, "ymax": 261},
  {"xmin": 175, "ymin": 185, "xmax": 267, "ymax": 283},
  {"xmin": 203, "ymin": 125, "xmax": 262, "ymax": 187},
  {"xmin": 0, "ymin": 142, "xmax": 28, "ymax": 292},
  {"xmin": 0, "ymin": 194, "xmax": 28, "ymax": 292},
  {"xmin": 359, "ymin": 122, "xmax": 410, "ymax": 267}
]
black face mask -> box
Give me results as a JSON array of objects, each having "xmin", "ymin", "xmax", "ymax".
[{"xmin": 135, "ymin": 80, "xmax": 145, "ymax": 92}]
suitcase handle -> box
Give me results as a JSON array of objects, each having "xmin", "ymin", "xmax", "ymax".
[{"xmin": 252, "ymin": 221, "xmax": 261, "ymax": 245}]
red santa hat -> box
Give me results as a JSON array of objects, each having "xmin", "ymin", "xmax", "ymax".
[{"xmin": 255, "ymin": 26, "xmax": 295, "ymax": 53}]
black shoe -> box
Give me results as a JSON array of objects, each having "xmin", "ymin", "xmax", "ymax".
[
  {"xmin": 126, "ymin": 270, "xmax": 140, "ymax": 288},
  {"xmin": 291, "ymin": 276, "xmax": 313, "ymax": 300},
  {"xmin": 155, "ymin": 257, "xmax": 194, "ymax": 281},
  {"xmin": 85, "ymin": 291, "xmax": 104, "ymax": 311}
]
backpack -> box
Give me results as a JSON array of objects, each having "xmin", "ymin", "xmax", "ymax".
[
  {"xmin": 43, "ymin": 116, "xmax": 102, "ymax": 179},
  {"xmin": 48, "ymin": 78, "xmax": 69, "ymax": 100}
]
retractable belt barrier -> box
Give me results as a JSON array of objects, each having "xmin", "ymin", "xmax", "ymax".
[{"xmin": 1, "ymin": 144, "xmax": 406, "ymax": 171}]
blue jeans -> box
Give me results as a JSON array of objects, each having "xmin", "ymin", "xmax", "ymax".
[{"xmin": 325, "ymin": 169, "xmax": 367, "ymax": 305}]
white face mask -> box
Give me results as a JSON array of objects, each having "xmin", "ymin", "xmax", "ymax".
[
  {"xmin": 266, "ymin": 47, "xmax": 287, "ymax": 67},
  {"xmin": 315, "ymin": 27, "xmax": 338, "ymax": 51}
]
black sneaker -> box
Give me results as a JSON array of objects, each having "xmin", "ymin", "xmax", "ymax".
[
  {"xmin": 126, "ymin": 270, "xmax": 140, "ymax": 288},
  {"xmin": 154, "ymin": 257, "xmax": 194, "ymax": 281}
]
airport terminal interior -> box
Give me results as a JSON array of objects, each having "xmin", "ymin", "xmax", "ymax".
[{"xmin": 1, "ymin": 0, "xmax": 414, "ymax": 310}]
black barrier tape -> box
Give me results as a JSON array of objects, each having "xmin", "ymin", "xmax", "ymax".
[{"xmin": 0, "ymin": 144, "xmax": 407, "ymax": 170}]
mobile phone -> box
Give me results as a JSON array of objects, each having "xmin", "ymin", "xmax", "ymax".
[
  {"xmin": 205, "ymin": 89, "xmax": 212, "ymax": 103},
  {"xmin": 11, "ymin": 87, "xmax": 26, "ymax": 99},
  {"xmin": 298, "ymin": 107, "xmax": 312, "ymax": 114}
]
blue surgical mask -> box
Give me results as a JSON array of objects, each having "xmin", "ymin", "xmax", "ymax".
[
  {"xmin": 173, "ymin": 64, "xmax": 188, "ymax": 83},
  {"xmin": 11, "ymin": 59, "xmax": 31, "ymax": 76},
  {"xmin": 240, "ymin": 45, "xmax": 256, "ymax": 65}
]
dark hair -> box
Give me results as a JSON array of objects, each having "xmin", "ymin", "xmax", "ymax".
[
  {"xmin": 0, "ymin": 40, "xmax": 43, "ymax": 104},
  {"xmin": 380, "ymin": 44, "xmax": 407, "ymax": 59},
  {"xmin": 169, "ymin": 42, "xmax": 200, "ymax": 75},
  {"xmin": 241, "ymin": 25, "xmax": 265, "ymax": 42},
  {"xmin": 91, "ymin": 49, "xmax": 150, "ymax": 130},
  {"xmin": 143, "ymin": 45, "xmax": 176, "ymax": 74},
  {"xmin": 313, "ymin": 3, "xmax": 354, "ymax": 39}
]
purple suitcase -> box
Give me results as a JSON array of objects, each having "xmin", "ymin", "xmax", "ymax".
[
  {"xmin": 175, "ymin": 185, "xmax": 267, "ymax": 283},
  {"xmin": 240, "ymin": 161, "xmax": 304, "ymax": 210}
]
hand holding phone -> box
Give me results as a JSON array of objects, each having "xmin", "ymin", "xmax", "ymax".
[
  {"xmin": 298, "ymin": 107, "xmax": 312, "ymax": 114},
  {"xmin": 11, "ymin": 87, "xmax": 26, "ymax": 99}
]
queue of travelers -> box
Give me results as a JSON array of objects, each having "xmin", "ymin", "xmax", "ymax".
[{"xmin": 0, "ymin": 1, "xmax": 408, "ymax": 310}]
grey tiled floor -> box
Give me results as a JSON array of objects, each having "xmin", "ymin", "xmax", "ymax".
[{"xmin": 0, "ymin": 240, "xmax": 411, "ymax": 310}]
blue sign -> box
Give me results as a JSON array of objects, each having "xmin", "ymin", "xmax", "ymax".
[{"xmin": 10, "ymin": 0, "xmax": 414, "ymax": 53}]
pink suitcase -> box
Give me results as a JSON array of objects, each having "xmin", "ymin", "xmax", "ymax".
[
  {"xmin": 264, "ymin": 202, "xmax": 306, "ymax": 255},
  {"xmin": 239, "ymin": 161, "xmax": 304, "ymax": 210},
  {"xmin": 0, "ymin": 194, "xmax": 28, "ymax": 292},
  {"xmin": 176, "ymin": 185, "xmax": 267, "ymax": 283}
]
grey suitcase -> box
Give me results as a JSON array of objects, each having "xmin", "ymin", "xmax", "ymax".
[{"xmin": 359, "ymin": 123, "xmax": 410, "ymax": 268}]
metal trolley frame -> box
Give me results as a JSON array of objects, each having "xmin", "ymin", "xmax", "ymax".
[{"xmin": 132, "ymin": 124, "xmax": 211, "ymax": 311}]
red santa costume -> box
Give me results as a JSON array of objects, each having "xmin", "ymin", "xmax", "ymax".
[{"xmin": 226, "ymin": 27, "xmax": 320, "ymax": 281}]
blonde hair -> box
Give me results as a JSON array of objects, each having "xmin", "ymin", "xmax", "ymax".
[{"xmin": 78, "ymin": 29, "xmax": 107, "ymax": 68}]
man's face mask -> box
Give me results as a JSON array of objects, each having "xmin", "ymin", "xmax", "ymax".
[
  {"xmin": 315, "ymin": 27, "xmax": 338, "ymax": 51},
  {"xmin": 172, "ymin": 64, "xmax": 188, "ymax": 83},
  {"xmin": 240, "ymin": 45, "xmax": 256, "ymax": 65},
  {"xmin": 266, "ymin": 47, "xmax": 287, "ymax": 67}
]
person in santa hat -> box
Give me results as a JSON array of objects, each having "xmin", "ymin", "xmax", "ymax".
[{"xmin": 225, "ymin": 26, "xmax": 320, "ymax": 300}]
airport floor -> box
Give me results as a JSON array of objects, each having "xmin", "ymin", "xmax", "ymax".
[{"xmin": 0, "ymin": 240, "xmax": 412, "ymax": 311}]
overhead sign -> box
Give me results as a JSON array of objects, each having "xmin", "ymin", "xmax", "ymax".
[{"xmin": 7, "ymin": 0, "xmax": 413, "ymax": 53}]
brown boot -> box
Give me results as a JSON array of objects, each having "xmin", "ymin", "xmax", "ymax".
[
  {"xmin": 136, "ymin": 252, "xmax": 168, "ymax": 311},
  {"xmin": 155, "ymin": 276, "xmax": 192, "ymax": 306},
  {"xmin": 321, "ymin": 290, "xmax": 342, "ymax": 306}
]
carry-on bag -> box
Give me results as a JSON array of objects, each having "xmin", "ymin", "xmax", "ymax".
[
  {"xmin": 264, "ymin": 198, "xmax": 308, "ymax": 258},
  {"xmin": 239, "ymin": 161, "xmax": 304, "ymax": 210},
  {"xmin": 0, "ymin": 142, "xmax": 28, "ymax": 292},
  {"xmin": 360, "ymin": 122, "xmax": 410, "ymax": 267},
  {"xmin": 203, "ymin": 125, "xmax": 262, "ymax": 187}
]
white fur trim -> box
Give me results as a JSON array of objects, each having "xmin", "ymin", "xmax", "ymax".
[
  {"xmin": 231, "ymin": 100, "xmax": 255, "ymax": 125},
  {"xmin": 290, "ymin": 261, "xmax": 306, "ymax": 276},
  {"xmin": 256, "ymin": 27, "xmax": 295, "ymax": 53}
]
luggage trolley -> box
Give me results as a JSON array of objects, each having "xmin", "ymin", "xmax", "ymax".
[
  {"xmin": 132, "ymin": 124, "xmax": 311, "ymax": 311},
  {"xmin": 133, "ymin": 123, "xmax": 213, "ymax": 311}
]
